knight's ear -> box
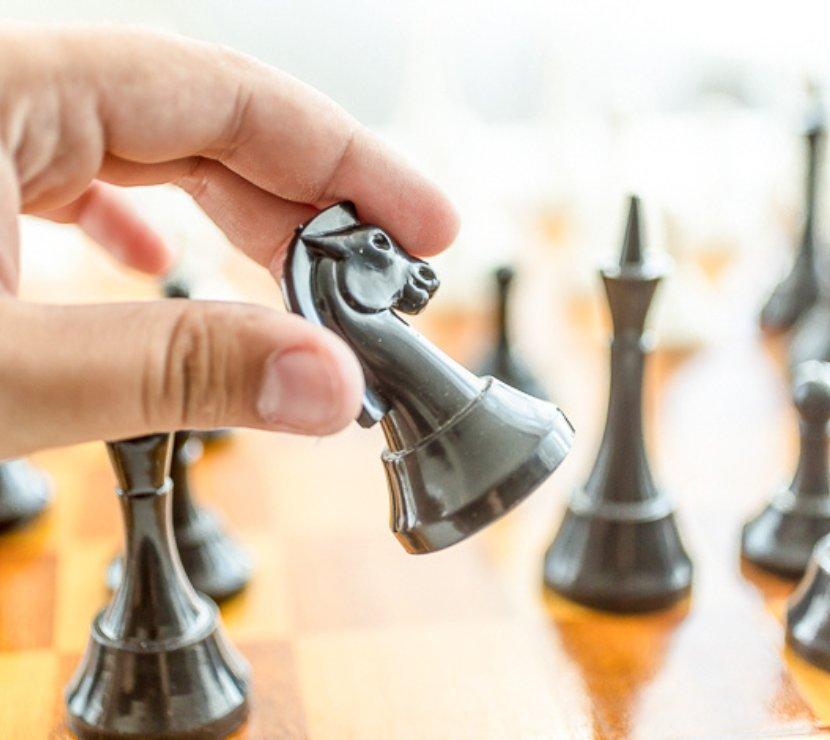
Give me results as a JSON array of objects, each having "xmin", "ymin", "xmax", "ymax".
[{"xmin": 302, "ymin": 234, "xmax": 349, "ymax": 260}]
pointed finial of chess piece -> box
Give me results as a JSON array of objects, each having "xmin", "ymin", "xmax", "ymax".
[
  {"xmin": 543, "ymin": 195, "xmax": 693, "ymax": 612},
  {"xmin": 0, "ymin": 459, "xmax": 51, "ymax": 531},
  {"xmin": 760, "ymin": 89, "xmax": 825, "ymax": 333},
  {"xmin": 742, "ymin": 361, "xmax": 830, "ymax": 577},
  {"xmin": 283, "ymin": 202, "xmax": 574, "ymax": 554},
  {"xmin": 474, "ymin": 265, "xmax": 549, "ymax": 400},
  {"xmin": 787, "ymin": 532, "xmax": 830, "ymax": 670},
  {"xmin": 67, "ymin": 433, "xmax": 249, "ymax": 737}
]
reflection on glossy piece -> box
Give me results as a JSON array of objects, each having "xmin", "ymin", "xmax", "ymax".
[
  {"xmin": 0, "ymin": 459, "xmax": 50, "ymax": 531},
  {"xmin": 788, "ymin": 534, "xmax": 830, "ymax": 671},
  {"xmin": 544, "ymin": 196, "xmax": 693, "ymax": 611},
  {"xmin": 742, "ymin": 361, "xmax": 830, "ymax": 577},
  {"xmin": 283, "ymin": 202, "xmax": 574, "ymax": 554},
  {"xmin": 65, "ymin": 433, "xmax": 249, "ymax": 738}
]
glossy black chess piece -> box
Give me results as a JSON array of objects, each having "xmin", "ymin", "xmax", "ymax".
[
  {"xmin": 475, "ymin": 266, "xmax": 549, "ymax": 400},
  {"xmin": 543, "ymin": 196, "xmax": 693, "ymax": 612},
  {"xmin": 787, "ymin": 533, "xmax": 830, "ymax": 671},
  {"xmin": 0, "ymin": 459, "xmax": 50, "ymax": 531},
  {"xmin": 760, "ymin": 95, "xmax": 825, "ymax": 332},
  {"xmin": 283, "ymin": 202, "xmax": 574, "ymax": 554},
  {"xmin": 790, "ymin": 259, "xmax": 830, "ymax": 370},
  {"xmin": 742, "ymin": 361, "xmax": 830, "ymax": 577},
  {"xmin": 66, "ymin": 433, "xmax": 249, "ymax": 738},
  {"xmin": 107, "ymin": 430, "xmax": 251, "ymax": 601}
]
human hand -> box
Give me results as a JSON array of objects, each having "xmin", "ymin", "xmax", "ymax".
[{"xmin": 0, "ymin": 23, "xmax": 458, "ymax": 457}]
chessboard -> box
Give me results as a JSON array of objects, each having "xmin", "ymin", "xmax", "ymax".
[{"xmin": 2, "ymin": 241, "xmax": 830, "ymax": 739}]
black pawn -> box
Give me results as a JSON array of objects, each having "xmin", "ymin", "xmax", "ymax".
[
  {"xmin": 544, "ymin": 196, "xmax": 693, "ymax": 612},
  {"xmin": 742, "ymin": 361, "xmax": 830, "ymax": 577},
  {"xmin": 476, "ymin": 266, "xmax": 549, "ymax": 399},
  {"xmin": 787, "ymin": 533, "xmax": 830, "ymax": 670},
  {"xmin": 0, "ymin": 459, "xmax": 50, "ymax": 530},
  {"xmin": 107, "ymin": 430, "xmax": 251, "ymax": 601},
  {"xmin": 760, "ymin": 94, "xmax": 825, "ymax": 332},
  {"xmin": 66, "ymin": 433, "xmax": 249, "ymax": 738}
]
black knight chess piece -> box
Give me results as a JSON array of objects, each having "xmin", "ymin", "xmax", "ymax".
[
  {"xmin": 66, "ymin": 433, "xmax": 249, "ymax": 738},
  {"xmin": 475, "ymin": 266, "xmax": 549, "ymax": 400},
  {"xmin": 742, "ymin": 361, "xmax": 830, "ymax": 577},
  {"xmin": 283, "ymin": 202, "xmax": 574, "ymax": 554},
  {"xmin": 760, "ymin": 93, "xmax": 826, "ymax": 333},
  {"xmin": 107, "ymin": 430, "xmax": 251, "ymax": 601},
  {"xmin": 543, "ymin": 196, "xmax": 693, "ymax": 612},
  {"xmin": 0, "ymin": 459, "xmax": 51, "ymax": 531},
  {"xmin": 787, "ymin": 532, "xmax": 830, "ymax": 671}
]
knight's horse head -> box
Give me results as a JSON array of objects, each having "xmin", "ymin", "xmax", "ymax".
[{"xmin": 298, "ymin": 204, "xmax": 440, "ymax": 314}]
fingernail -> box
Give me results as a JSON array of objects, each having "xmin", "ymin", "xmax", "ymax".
[{"xmin": 257, "ymin": 348, "xmax": 338, "ymax": 431}]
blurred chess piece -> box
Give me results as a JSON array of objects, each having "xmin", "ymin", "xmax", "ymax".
[
  {"xmin": 108, "ymin": 430, "xmax": 251, "ymax": 601},
  {"xmin": 760, "ymin": 91, "xmax": 826, "ymax": 333},
  {"xmin": 544, "ymin": 196, "xmax": 693, "ymax": 611},
  {"xmin": 787, "ymin": 533, "xmax": 830, "ymax": 671},
  {"xmin": 66, "ymin": 433, "xmax": 249, "ymax": 737},
  {"xmin": 742, "ymin": 361, "xmax": 830, "ymax": 577},
  {"xmin": 0, "ymin": 459, "xmax": 51, "ymax": 531},
  {"xmin": 790, "ymin": 257, "xmax": 830, "ymax": 369},
  {"xmin": 475, "ymin": 266, "xmax": 549, "ymax": 400}
]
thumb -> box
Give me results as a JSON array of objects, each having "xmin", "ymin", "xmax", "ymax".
[{"xmin": 0, "ymin": 298, "xmax": 364, "ymax": 458}]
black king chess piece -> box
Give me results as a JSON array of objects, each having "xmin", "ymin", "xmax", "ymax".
[
  {"xmin": 66, "ymin": 433, "xmax": 249, "ymax": 738},
  {"xmin": 760, "ymin": 93, "xmax": 825, "ymax": 333},
  {"xmin": 475, "ymin": 266, "xmax": 549, "ymax": 400},
  {"xmin": 283, "ymin": 202, "xmax": 574, "ymax": 554},
  {"xmin": 543, "ymin": 196, "xmax": 693, "ymax": 612},
  {"xmin": 0, "ymin": 459, "xmax": 50, "ymax": 531},
  {"xmin": 788, "ymin": 531, "xmax": 830, "ymax": 672},
  {"xmin": 742, "ymin": 361, "xmax": 830, "ymax": 577},
  {"xmin": 107, "ymin": 430, "xmax": 252, "ymax": 601}
]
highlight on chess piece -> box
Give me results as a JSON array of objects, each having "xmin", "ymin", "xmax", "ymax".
[
  {"xmin": 107, "ymin": 430, "xmax": 252, "ymax": 601},
  {"xmin": 543, "ymin": 195, "xmax": 693, "ymax": 612},
  {"xmin": 66, "ymin": 434, "xmax": 249, "ymax": 738},
  {"xmin": 742, "ymin": 361, "xmax": 830, "ymax": 577},
  {"xmin": 760, "ymin": 92, "xmax": 825, "ymax": 333},
  {"xmin": 0, "ymin": 459, "xmax": 51, "ymax": 531},
  {"xmin": 475, "ymin": 265, "xmax": 549, "ymax": 399},
  {"xmin": 283, "ymin": 202, "xmax": 574, "ymax": 554},
  {"xmin": 787, "ymin": 532, "xmax": 830, "ymax": 671}
]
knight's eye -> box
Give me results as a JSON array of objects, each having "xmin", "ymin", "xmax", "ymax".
[{"xmin": 371, "ymin": 232, "xmax": 390, "ymax": 250}]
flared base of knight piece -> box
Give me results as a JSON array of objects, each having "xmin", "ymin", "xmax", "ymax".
[
  {"xmin": 0, "ymin": 459, "xmax": 51, "ymax": 531},
  {"xmin": 107, "ymin": 506, "xmax": 252, "ymax": 602},
  {"xmin": 787, "ymin": 535, "xmax": 830, "ymax": 671},
  {"xmin": 742, "ymin": 492, "xmax": 830, "ymax": 579},
  {"xmin": 383, "ymin": 378, "xmax": 574, "ymax": 555},
  {"xmin": 544, "ymin": 496, "xmax": 693, "ymax": 613},
  {"xmin": 66, "ymin": 598, "xmax": 249, "ymax": 739}
]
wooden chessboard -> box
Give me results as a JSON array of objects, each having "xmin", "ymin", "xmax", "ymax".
[{"xmin": 2, "ymin": 236, "xmax": 830, "ymax": 739}]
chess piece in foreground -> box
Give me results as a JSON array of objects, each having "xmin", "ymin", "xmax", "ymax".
[
  {"xmin": 107, "ymin": 430, "xmax": 251, "ymax": 601},
  {"xmin": 475, "ymin": 266, "xmax": 549, "ymax": 399},
  {"xmin": 790, "ymin": 260, "xmax": 830, "ymax": 370},
  {"xmin": 742, "ymin": 361, "xmax": 830, "ymax": 577},
  {"xmin": 0, "ymin": 459, "xmax": 50, "ymax": 531},
  {"xmin": 543, "ymin": 196, "xmax": 693, "ymax": 612},
  {"xmin": 760, "ymin": 94, "xmax": 825, "ymax": 332},
  {"xmin": 66, "ymin": 434, "xmax": 249, "ymax": 737},
  {"xmin": 283, "ymin": 202, "xmax": 574, "ymax": 554},
  {"xmin": 787, "ymin": 533, "xmax": 830, "ymax": 671}
]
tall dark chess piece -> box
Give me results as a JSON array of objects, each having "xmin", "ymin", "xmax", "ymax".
[
  {"xmin": 790, "ymin": 261, "xmax": 830, "ymax": 370},
  {"xmin": 760, "ymin": 96, "xmax": 825, "ymax": 332},
  {"xmin": 742, "ymin": 361, "xmax": 830, "ymax": 577},
  {"xmin": 543, "ymin": 196, "xmax": 693, "ymax": 612},
  {"xmin": 283, "ymin": 202, "xmax": 574, "ymax": 554},
  {"xmin": 475, "ymin": 266, "xmax": 549, "ymax": 400},
  {"xmin": 107, "ymin": 430, "xmax": 251, "ymax": 601},
  {"xmin": 66, "ymin": 433, "xmax": 249, "ymax": 738},
  {"xmin": 0, "ymin": 459, "xmax": 50, "ymax": 531},
  {"xmin": 787, "ymin": 533, "xmax": 830, "ymax": 671}
]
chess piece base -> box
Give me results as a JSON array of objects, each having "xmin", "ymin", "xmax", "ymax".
[
  {"xmin": 544, "ymin": 504, "xmax": 693, "ymax": 612},
  {"xmin": 0, "ymin": 460, "xmax": 51, "ymax": 531},
  {"xmin": 787, "ymin": 537, "xmax": 830, "ymax": 671},
  {"xmin": 107, "ymin": 506, "xmax": 252, "ymax": 602},
  {"xmin": 66, "ymin": 599, "xmax": 249, "ymax": 738},
  {"xmin": 760, "ymin": 251, "xmax": 820, "ymax": 333},
  {"xmin": 742, "ymin": 497, "xmax": 830, "ymax": 578}
]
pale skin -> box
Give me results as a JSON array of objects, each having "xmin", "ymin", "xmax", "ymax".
[{"xmin": 0, "ymin": 24, "xmax": 459, "ymax": 458}]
